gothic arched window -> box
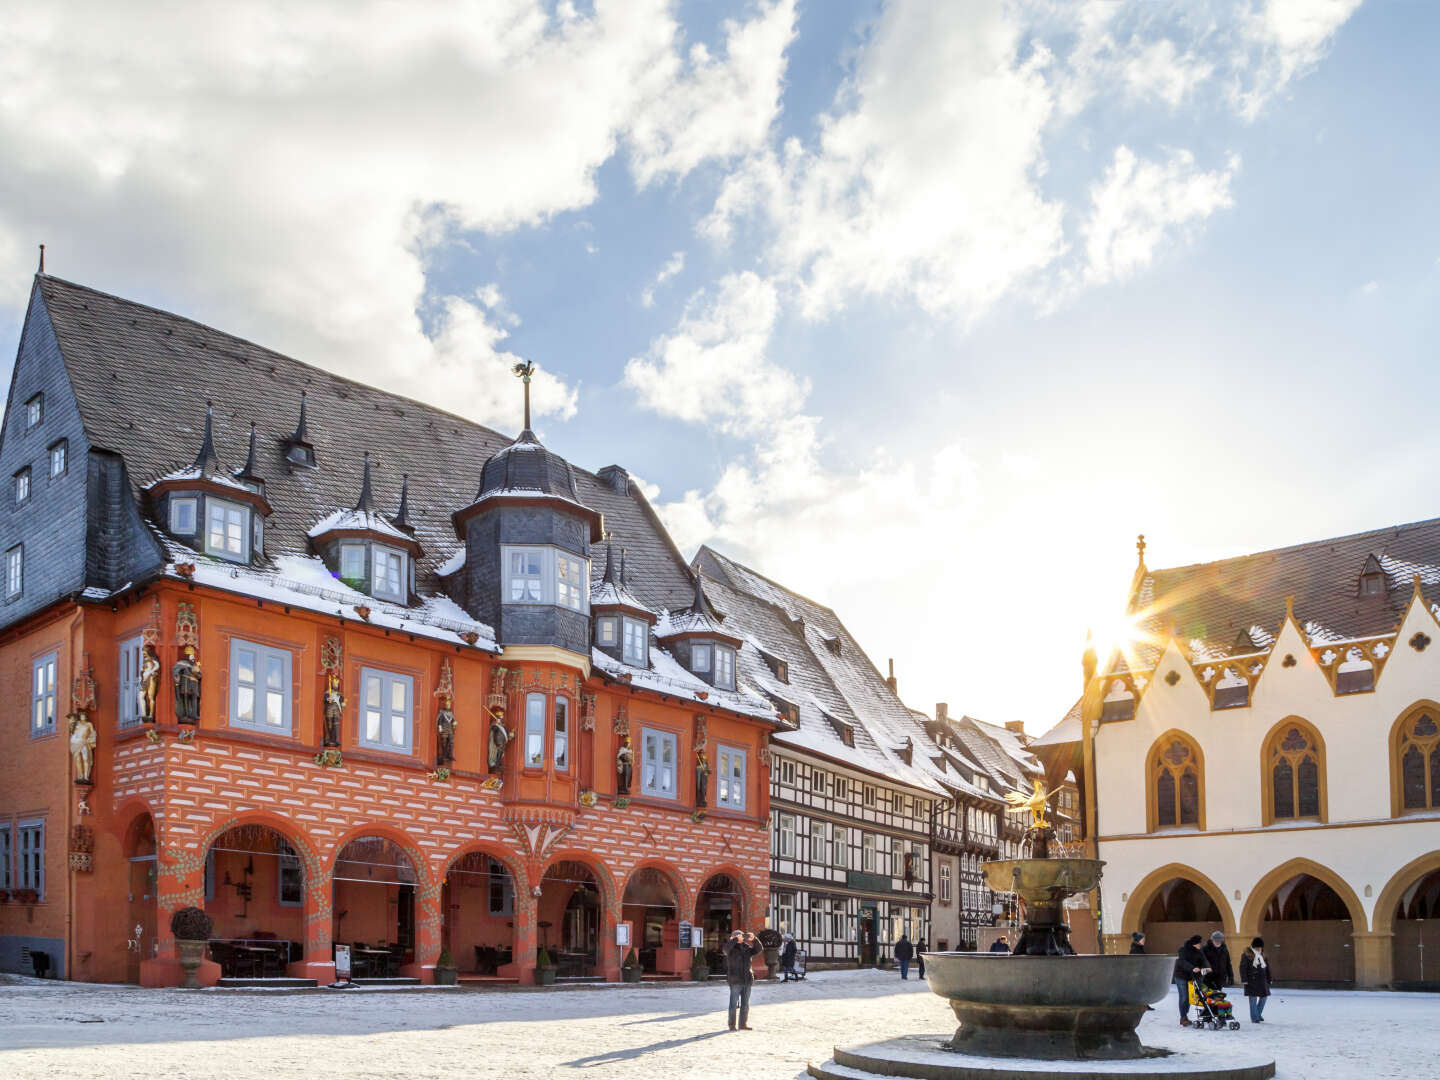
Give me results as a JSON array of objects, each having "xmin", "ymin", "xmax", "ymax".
[
  {"xmin": 1149, "ymin": 734, "xmax": 1204, "ymax": 832},
  {"xmin": 1263, "ymin": 720, "xmax": 1326, "ymax": 824},
  {"xmin": 1394, "ymin": 709, "xmax": 1440, "ymax": 814}
]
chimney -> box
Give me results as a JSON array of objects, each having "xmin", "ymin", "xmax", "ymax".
[
  {"xmin": 1005, "ymin": 720, "xmax": 1026, "ymax": 734},
  {"xmin": 936, "ymin": 702, "xmax": 948, "ymax": 724},
  {"xmin": 886, "ymin": 658, "xmax": 897, "ymax": 695}
]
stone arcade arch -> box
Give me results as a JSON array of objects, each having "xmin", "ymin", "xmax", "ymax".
[
  {"xmin": 330, "ymin": 832, "xmax": 426, "ymax": 979},
  {"xmin": 122, "ymin": 809, "xmax": 158, "ymax": 985},
  {"xmin": 1121, "ymin": 863, "xmax": 1236, "ymax": 959},
  {"xmin": 1241, "ymin": 859, "xmax": 1367, "ymax": 986},
  {"xmin": 441, "ymin": 844, "xmax": 525, "ymax": 980},
  {"xmin": 538, "ymin": 857, "xmax": 609, "ymax": 980},
  {"xmin": 1374, "ymin": 851, "xmax": 1440, "ymax": 989},
  {"xmin": 200, "ymin": 820, "xmax": 315, "ymax": 979},
  {"xmin": 621, "ymin": 864, "xmax": 690, "ymax": 976}
]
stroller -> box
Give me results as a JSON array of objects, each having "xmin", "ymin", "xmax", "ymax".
[
  {"xmin": 1189, "ymin": 976, "xmax": 1240, "ymax": 1031},
  {"xmin": 788, "ymin": 948, "xmax": 808, "ymax": 981}
]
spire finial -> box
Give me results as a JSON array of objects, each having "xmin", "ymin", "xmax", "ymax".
[
  {"xmin": 355, "ymin": 452, "xmax": 374, "ymax": 511},
  {"xmin": 512, "ymin": 361, "xmax": 535, "ymax": 432},
  {"xmin": 602, "ymin": 535, "xmax": 620, "ymax": 585},
  {"xmin": 192, "ymin": 400, "xmax": 219, "ymax": 473},
  {"xmin": 1284, "ymin": 594, "xmax": 1295, "ymax": 621},
  {"xmin": 235, "ymin": 420, "xmax": 260, "ymax": 480},
  {"xmin": 293, "ymin": 390, "xmax": 310, "ymax": 443},
  {"xmin": 393, "ymin": 472, "xmax": 411, "ymax": 531},
  {"xmin": 1136, "ymin": 533, "xmax": 1147, "ymax": 567},
  {"xmin": 37, "ymin": 244, "xmax": 45, "ymax": 274}
]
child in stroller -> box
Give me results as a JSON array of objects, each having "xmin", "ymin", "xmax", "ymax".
[{"xmin": 1189, "ymin": 975, "xmax": 1240, "ymax": 1031}]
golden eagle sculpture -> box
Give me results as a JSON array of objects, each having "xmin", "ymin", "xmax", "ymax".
[{"xmin": 1004, "ymin": 779, "xmax": 1061, "ymax": 829}]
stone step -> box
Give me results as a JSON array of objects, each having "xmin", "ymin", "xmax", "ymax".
[
  {"xmin": 350, "ymin": 976, "xmax": 421, "ymax": 986},
  {"xmin": 216, "ymin": 977, "xmax": 318, "ymax": 989}
]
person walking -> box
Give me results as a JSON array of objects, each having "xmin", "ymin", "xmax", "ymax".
[
  {"xmin": 779, "ymin": 933, "xmax": 798, "ymax": 982},
  {"xmin": 1129, "ymin": 932, "xmax": 1146, "ymax": 954},
  {"xmin": 988, "ymin": 936, "xmax": 1010, "ymax": 953},
  {"xmin": 1173, "ymin": 935, "xmax": 1210, "ymax": 1027},
  {"xmin": 1239, "ymin": 937, "xmax": 1273, "ymax": 1024},
  {"xmin": 1202, "ymin": 931, "xmax": 1234, "ymax": 991},
  {"xmin": 894, "ymin": 933, "xmax": 915, "ymax": 979},
  {"xmin": 723, "ymin": 930, "xmax": 762, "ymax": 1031},
  {"xmin": 916, "ymin": 938, "xmax": 927, "ymax": 979}
]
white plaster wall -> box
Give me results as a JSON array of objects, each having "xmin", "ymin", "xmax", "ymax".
[{"xmin": 1094, "ymin": 597, "xmax": 1440, "ymax": 933}]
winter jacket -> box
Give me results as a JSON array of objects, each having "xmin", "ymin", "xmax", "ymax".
[
  {"xmin": 894, "ymin": 938, "xmax": 914, "ymax": 962},
  {"xmin": 1201, "ymin": 941, "xmax": 1234, "ymax": 988},
  {"xmin": 1173, "ymin": 942, "xmax": 1207, "ymax": 982},
  {"xmin": 1239, "ymin": 948, "xmax": 1273, "ymax": 998},
  {"xmin": 780, "ymin": 940, "xmax": 797, "ymax": 968},
  {"xmin": 988, "ymin": 940, "xmax": 1011, "ymax": 953},
  {"xmin": 723, "ymin": 936, "xmax": 762, "ymax": 985},
  {"xmin": 1129, "ymin": 941, "xmax": 1146, "ymax": 955}
]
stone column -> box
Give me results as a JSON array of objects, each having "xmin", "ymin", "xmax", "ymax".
[
  {"xmin": 290, "ymin": 856, "xmax": 335, "ymax": 983},
  {"xmin": 140, "ymin": 841, "xmax": 220, "ymax": 987},
  {"xmin": 515, "ymin": 863, "xmax": 540, "ymax": 985},
  {"xmin": 1353, "ymin": 931, "xmax": 1393, "ymax": 988},
  {"xmin": 600, "ymin": 887, "xmax": 623, "ymax": 982},
  {"xmin": 401, "ymin": 877, "xmax": 444, "ymax": 982}
]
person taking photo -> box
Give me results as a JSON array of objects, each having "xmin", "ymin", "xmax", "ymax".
[{"xmin": 723, "ymin": 930, "xmax": 763, "ymax": 1031}]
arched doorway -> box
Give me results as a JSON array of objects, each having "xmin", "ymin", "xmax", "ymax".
[
  {"xmin": 124, "ymin": 813, "xmax": 157, "ymax": 985},
  {"xmin": 203, "ymin": 824, "xmax": 307, "ymax": 979},
  {"xmin": 332, "ymin": 836, "xmax": 419, "ymax": 979},
  {"xmin": 1392, "ymin": 868, "xmax": 1440, "ymax": 989},
  {"xmin": 622, "ymin": 867, "xmax": 684, "ymax": 975},
  {"xmin": 1141, "ymin": 878, "xmax": 1225, "ymax": 959},
  {"xmin": 539, "ymin": 860, "xmax": 603, "ymax": 979},
  {"xmin": 697, "ymin": 873, "xmax": 745, "ymax": 971},
  {"xmin": 1257, "ymin": 873, "xmax": 1355, "ymax": 985},
  {"xmin": 443, "ymin": 851, "xmax": 519, "ymax": 978}
]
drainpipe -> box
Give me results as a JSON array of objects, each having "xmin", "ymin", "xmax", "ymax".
[{"xmin": 63, "ymin": 604, "xmax": 84, "ymax": 983}]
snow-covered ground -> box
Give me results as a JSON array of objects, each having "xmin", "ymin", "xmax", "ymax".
[{"xmin": 0, "ymin": 969, "xmax": 1432, "ymax": 1080}]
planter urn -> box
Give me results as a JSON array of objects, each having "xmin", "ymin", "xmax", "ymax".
[{"xmin": 176, "ymin": 939, "xmax": 207, "ymax": 988}]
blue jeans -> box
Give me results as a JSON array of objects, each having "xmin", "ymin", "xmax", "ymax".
[
  {"xmin": 898, "ymin": 958, "xmax": 910, "ymax": 979},
  {"xmin": 1248, "ymin": 995, "xmax": 1267, "ymax": 1022},
  {"xmin": 1176, "ymin": 978, "xmax": 1191, "ymax": 1020},
  {"xmin": 728, "ymin": 981, "xmax": 752, "ymax": 1028}
]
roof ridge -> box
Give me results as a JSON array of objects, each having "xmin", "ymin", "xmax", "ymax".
[
  {"xmin": 695, "ymin": 545, "xmax": 840, "ymax": 618},
  {"xmin": 1151, "ymin": 514, "xmax": 1440, "ymax": 577}
]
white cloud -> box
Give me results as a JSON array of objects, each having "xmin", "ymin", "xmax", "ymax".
[
  {"xmin": 1082, "ymin": 146, "xmax": 1239, "ymax": 285},
  {"xmin": 623, "ymin": 271, "xmax": 805, "ymax": 437},
  {"xmin": 1359, "ymin": 279, "xmax": 1379, "ymax": 295},
  {"xmin": 0, "ymin": 0, "xmax": 795, "ymax": 429},
  {"xmin": 1231, "ymin": 0, "xmax": 1364, "ymax": 119},
  {"xmin": 640, "ymin": 250, "xmax": 686, "ymax": 308}
]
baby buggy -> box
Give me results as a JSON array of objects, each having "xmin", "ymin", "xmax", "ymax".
[
  {"xmin": 790, "ymin": 948, "xmax": 808, "ymax": 981},
  {"xmin": 1189, "ymin": 977, "xmax": 1240, "ymax": 1031}
]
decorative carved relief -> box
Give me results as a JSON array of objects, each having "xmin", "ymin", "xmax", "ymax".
[{"xmin": 580, "ymin": 692, "xmax": 596, "ymax": 732}]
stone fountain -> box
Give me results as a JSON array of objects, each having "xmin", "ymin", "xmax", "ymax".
[{"xmin": 808, "ymin": 797, "xmax": 1276, "ymax": 1080}]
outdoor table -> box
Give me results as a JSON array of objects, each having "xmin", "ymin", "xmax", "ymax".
[{"xmin": 353, "ymin": 947, "xmax": 392, "ymax": 977}]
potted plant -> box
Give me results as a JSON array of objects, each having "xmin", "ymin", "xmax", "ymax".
[
  {"xmin": 434, "ymin": 947, "xmax": 458, "ymax": 986},
  {"xmin": 534, "ymin": 946, "xmax": 557, "ymax": 986},
  {"xmin": 690, "ymin": 949, "xmax": 710, "ymax": 982},
  {"xmin": 758, "ymin": 927, "xmax": 782, "ymax": 978},
  {"xmin": 170, "ymin": 906, "xmax": 213, "ymax": 988},
  {"xmin": 14, "ymin": 888, "xmax": 39, "ymax": 906},
  {"xmin": 621, "ymin": 948, "xmax": 643, "ymax": 983}
]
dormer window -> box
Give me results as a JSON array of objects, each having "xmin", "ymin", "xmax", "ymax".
[
  {"xmin": 340, "ymin": 543, "xmax": 365, "ymax": 587},
  {"xmin": 206, "ymin": 498, "xmax": 250, "ymax": 562},
  {"xmin": 622, "ymin": 617, "xmax": 648, "ymax": 666},
  {"xmin": 1360, "ymin": 572, "xmax": 1386, "ymax": 596},
  {"xmin": 692, "ymin": 643, "xmax": 711, "ymax": 672},
  {"xmin": 503, "ymin": 545, "xmax": 588, "ymax": 613},
  {"xmin": 169, "ymin": 497, "xmax": 197, "ymax": 535},
  {"xmin": 337, "ymin": 540, "xmax": 409, "ymax": 603},
  {"xmin": 596, "ymin": 617, "xmax": 618, "ymax": 646},
  {"xmin": 373, "ymin": 545, "xmax": 406, "ymax": 602},
  {"xmin": 715, "ymin": 644, "xmax": 735, "ymax": 690},
  {"xmin": 25, "ymin": 394, "xmax": 42, "ymax": 430}
]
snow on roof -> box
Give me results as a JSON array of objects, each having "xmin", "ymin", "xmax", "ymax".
[
  {"xmin": 590, "ymin": 580, "xmax": 653, "ymax": 613},
  {"xmin": 308, "ymin": 507, "xmax": 410, "ymax": 541},
  {"xmin": 437, "ymin": 548, "xmax": 466, "ymax": 576},
  {"xmin": 589, "ymin": 645, "xmax": 778, "ymax": 722},
  {"xmin": 1031, "ymin": 700, "xmax": 1083, "ymax": 748},
  {"xmin": 654, "ymin": 607, "xmax": 728, "ymax": 638},
  {"xmin": 141, "ymin": 464, "xmax": 252, "ymax": 493}
]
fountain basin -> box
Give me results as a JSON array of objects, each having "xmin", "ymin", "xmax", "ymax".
[
  {"xmin": 981, "ymin": 858, "xmax": 1104, "ymax": 904},
  {"xmin": 924, "ymin": 952, "xmax": 1175, "ymax": 1060}
]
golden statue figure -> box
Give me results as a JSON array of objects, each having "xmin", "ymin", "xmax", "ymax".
[
  {"xmin": 139, "ymin": 643, "xmax": 161, "ymax": 722},
  {"xmin": 69, "ymin": 712, "xmax": 97, "ymax": 785},
  {"xmin": 1004, "ymin": 779, "xmax": 1061, "ymax": 829}
]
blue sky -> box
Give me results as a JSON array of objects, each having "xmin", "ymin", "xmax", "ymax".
[{"xmin": 2, "ymin": 0, "xmax": 1431, "ymax": 730}]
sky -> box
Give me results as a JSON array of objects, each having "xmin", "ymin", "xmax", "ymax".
[{"xmin": 2, "ymin": 0, "xmax": 1435, "ymax": 733}]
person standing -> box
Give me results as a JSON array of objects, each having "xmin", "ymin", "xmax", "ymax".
[
  {"xmin": 1239, "ymin": 938, "xmax": 1273, "ymax": 1024},
  {"xmin": 894, "ymin": 933, "xmax": 914, "ymax": 979},
  {"xmin": 779, "ymin": 934, "xmax": 798, "ymax": 982},
  {"xmin": 724, "ymin": 930, "xmax": 763, "ymax": 1031},
  {"xmin": 1173, "ymin": 935, "xmax": 1210, "ymax": 1027},
  {"xmin": 988, "ymin": 936, "xmax": 1010, "ymax": 953},
  {"xmin": 1129, "ymin": 932, "xmax": 1146, "ymax": 954},
  {"xmin": 916, "ymin": 938, "xmax": 927, "ymax": 980},
  {"xmin": 1202, "ymin": 931, "xmax": 1234, "ymax": 991}
]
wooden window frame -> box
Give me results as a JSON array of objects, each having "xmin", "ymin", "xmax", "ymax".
[
  {"xmin": 31, "ymin": 651, "xmax": 56, "ymax": 737},
  {"xmin": 229, "ymin": 638, "xmax": 295, "ymax": 736},
  {"xmin": 118, "ymin": 634, "xmax": 144, "ymax": 728},
  {"xmin": 1145, "ymin": 730, "xmax": 1206, "ymax": 833},
  {"xmin": 1391, "ymin": 701, "xmax": 1440, "ymax": 817},
  {"xmin": 358, "ymin": 666, "xmax": 413, "ymax": 754},
  {"xmin": 1260, "ymin": 717, "xmax": 1328, "ymax": 825}
]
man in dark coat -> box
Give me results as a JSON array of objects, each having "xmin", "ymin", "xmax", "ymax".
[
  {"xmin": 988, "ymin": 936, "xmax": 1010, "ymax": 953},
  {"xmin": 1202, "ymin": 931, "xmax": 1234, "ymax": 990},
  {"xmin": 894, "ymin": 934, "xmax": 915, "ymax": 979},
  {"xmin": 1239, "ymin": 937, "xmax": 1273, "ymax": 1024},
  {"xmin": 1173, "ymin": 935, "xmax": 1210, "ymax": 1026},
  {"xmin": 1129, "ymin": 932, "xmax": 1146, "ymax": 954},
  {"xmin": 916, "ymin": 938, "xmax": 927, "ymax": 979},
  {"xmin": 723, "ymin": 930, "xmax": 763, "ymax": 1031}
]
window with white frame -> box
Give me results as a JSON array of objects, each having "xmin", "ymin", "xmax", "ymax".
[
  {"xmin": 13, "ymin": 467, "xmax": 29, "ymax": 507},
  {"xmin": 554, "ymin": 696, "xmax": 570, "ymax": 770},
  {"xmin": 169, "ymin": 496, "xmax": 197, "ymax": 534},
  {"xmin": 776, "ymin": 812, "xmax": 795, "ymax": 857},
  {"xmin": 372, "ymin": 545, "xmax": 406, "ymax": 602},
  {"xmin": 862, "ymin": 832, "xmax": 876, "ymax": 872},
  {"xmin": 809, "ymin": 897, "xmax": 824, "ymax": 939},
  {"xmin": 863, "ymin": 785, "xmax": 876, "ymax": 807},
  {"xmin": 339, "ymin": 542, "xmax": 365, "ymax": 585},
  {"xmin": 503, "ymin": 546, "xmax": 589, "ymax": 612},
  {"xmin": 777, "ymin": 892, "xmax": 795, "ymax": 936},
  {"xmin": 0, "ymin": 823, "xmax": 11, "ymax": 890},
  {"xmin": 32, "ymin": 652, "xmax": 56, "ymax": 736},
  {"xmin": 596, "ymin": 616, "xmax": 618, "ymax": 646},
  {"xmin": 716, "ymin": 745, "xmax": 746, "ymax": 810},
  {"xmin": 18, "ymin": 818, "xmax": 44, "ymax": 897},
  {"xmin": 7, "ymin": 545, "xmax": 22, "ymax": 599},
  {"xmin": 277, "ymin": 839, "xmax": 303, "ymax": 905},
  {"xmin": 834, "ymin": 777, "xmax": 848, "ymax": 801},
  {"xmin": 524, "ymin": 692, "xmax": 545, "ymax": 767},
  {"xmin": 831, "ymin": 901, "xmax": 846, "ymax": 941},
  {"xmin": 940, "ymin": 862, "xmax": 952, "ymax": 903},
  {"xmin": 229, "ymin": 640, "xmax": 292, "ymax": 734},
  {"xmin": 48, "ymin": 439, "xmax": 67, "ymax": 478},
  {"xmin": 810, "ymin": 768, "xmax": 825, "ymax": 792},
  {"xmin": 206, "ymin": 498, "xmax": 249, "ymax": 561},
  {"xmin": 810, "ymin": 818, "xmax": 825, "ymax": 863},
  {"xmin": 252, "ymin": 513, "xmax": 264, "ymax": 556},
  {"xmin": 118, "ymin": 635, "xmax": 143, "ymax": 728},
  {"xmin": 641, "ymin": 728, "xmax": 677, "ymax": 797},
  {"xmin": 360, "ymin": 667, "xmax": 412, "ymax": 752},
  {"xmin": 714, "ymin": 645, "xmax": 735, "ymax": 689},
  {"xmin": 622, "ymin": 617, "xmax": 647, "ymax": 666},
  {"xmin": 831, "ymin": 825, "xmax": 847, "ymax": 868},
  {"xmin": 779, "ymin": 759, "xmax": 796, "ymax": 786},
  {"xmin": 25, "ymin": 393, "xmax": 42, "ymax": 429},
  {"xmin": 691, "ymin": 642, "xmax": 711, "ymax": 672}
]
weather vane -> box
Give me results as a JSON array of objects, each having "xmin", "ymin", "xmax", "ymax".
[{"xmin": 512, "ymin": 361, "xmax": 535, "ymax": 430}]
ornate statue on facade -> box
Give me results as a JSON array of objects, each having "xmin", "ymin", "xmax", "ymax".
[
  {"xmin": 616, "ymin": 737, "xmax": 634, "ymax": 795},
  {"xmin": 695, "ymin": 749, "xmax": 710, "ymax": 808},
  {"xmin": 322, "ymin": 672, "xmax": 344, "ymax": 748},
  {"xmin": 69, "ymin": 712, "xmax": 97, "ymax": 785},
  {"xmin": 1004, "ymin": 779, "xmax": 1059, "ymax": 830},
  {"xmin": 487, "ymin": 709, "xmax": 513, "ymax": 773},
  {"xmin": 436, "ymin": 700, "xmax": 456, "ymax": 767},
  {"xmin": 172, "ymin": 646, "xmax": 202, "ymax": 726},
  {"xmin": 139, "ymin": 642, "xmax": 162, "ymax": 723}
]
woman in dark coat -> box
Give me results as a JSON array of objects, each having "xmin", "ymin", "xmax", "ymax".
[
  {"xmin": 779, "ymin": 934, "xmax": 798, "ymax": 982},
  {"xmin": 1239, "ymin": 937, "xmax": 1273, "ymax": 1024},
  {"xmin": 1129, "ymin": 932, "xmax": 1146, "ymax": 954},
  {"xmin": 1173, "ymin": 935, "xmax": 1210, "ymax": 1026}
]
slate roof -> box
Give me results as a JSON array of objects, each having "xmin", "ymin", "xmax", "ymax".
[
  {"xmin": 33, "ymin": 275, "xmax": 698, "ymax": 612},
  {"xmin": 1126, "ymin": 515, "xmax": 1440, "ymax": 666}
]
